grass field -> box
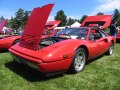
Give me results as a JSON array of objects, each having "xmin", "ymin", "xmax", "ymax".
[{"xmin": 0, "ymin": 44, "xmax": 120, "ymax": 90}]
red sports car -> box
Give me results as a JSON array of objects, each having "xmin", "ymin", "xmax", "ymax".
[
  {"xmin": 9, "ymin": 4, "xmax": 116, "ymax": 74},
  {"xmin": 0, "ymin": 35, "xmax": 21, "ymax": 50}
]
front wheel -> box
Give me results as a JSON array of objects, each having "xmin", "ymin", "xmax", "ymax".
[
  {"xmin": 69, "ymin": 48, "xmax": 87, "ymax": 73},
  {"xmin": 12, "ymin": 39, "xmax": 20, "ymax": 46}
]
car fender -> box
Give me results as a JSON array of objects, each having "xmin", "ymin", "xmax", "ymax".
[{"xmin": 40, "ymin": 39, "xmax": 89, "ymax": 63}]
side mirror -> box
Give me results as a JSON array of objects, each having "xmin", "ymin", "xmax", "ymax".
[{"xmin": 104, "ymin": 38, "xmax": 108, "ymax": 42}]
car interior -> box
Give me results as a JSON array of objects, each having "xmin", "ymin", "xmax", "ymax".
[{"xmin": 90, "ymin": 29, "xmax": 102, "ymax": 40}]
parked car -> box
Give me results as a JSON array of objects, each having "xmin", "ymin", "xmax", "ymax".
[
  {"xmin": 0, "ymin": 35, "xmax": 21, "ymax": 50},
  {"xmin": 9, "ymin": 4, "xmax": 116, "ymax": 75}
]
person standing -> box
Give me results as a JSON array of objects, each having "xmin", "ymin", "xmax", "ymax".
[{"xmin": 109, "ymin": 20, "xmax": 117, "ymax": 37}]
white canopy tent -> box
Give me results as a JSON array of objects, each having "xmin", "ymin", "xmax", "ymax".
[{"xmin": 70, "ymin": 22, "xmax": 81, "ymax": 27}]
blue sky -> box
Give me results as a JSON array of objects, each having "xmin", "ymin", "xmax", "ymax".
[{"xmin": 0, "ymin": 0, "xmax": 120, "ymax": 21}]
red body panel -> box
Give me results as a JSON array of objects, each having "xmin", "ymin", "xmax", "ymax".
[
  {"xmin": 0, "ymin": 35, "xmax": 21, "ymax": 50},
  {"xmin": 117, "ymin": 29, "xmax": 120, "ymax": 39},
  {"xmin": 9, "ymin": 4, "xmax": 116, "ymax": 73},
  {"xmin": 9, "ymin": 45, "xmax": 72, "ymax": 72},
  {"xmin": 0, "ymin": 20, "xmax": 7, "ymax": 33},
  {"xmin": 19, "ymin": 4, "xmax": 54, "ymax": 50},
  {"xmin": 81, "ymin": 15, "xmax": 112, "ymax": 29},
  {"xmin": 42, "ymin": 20, "xmax": 61, "ymax": 38},
  {"xmin": 45, "ymin": 20, "xmax": 61, "ymax": 30}
]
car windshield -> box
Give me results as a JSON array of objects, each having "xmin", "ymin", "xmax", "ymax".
[{"xmin": 55, "ymin": 28, "xmax": 88, "ymax": 39}]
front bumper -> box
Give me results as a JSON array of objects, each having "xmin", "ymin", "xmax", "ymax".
[{"xmin": 9, "ymin": 48, "xmax": 72, "ymax": 73}]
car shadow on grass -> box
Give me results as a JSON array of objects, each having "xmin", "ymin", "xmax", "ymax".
[
  {"xmin": 0, "ymin": 49, "xmax": 8, "ymax": 53},
  {"xmin": 86, "ymin": 54, "xmax": 105, "ymax": 65},
  {"xmin": 5, "ymin": 54, "xmax": 109, "ymax": 82},
  {"xmin": 116, "ymin": 39, "xmax": 120, "ymax": 43},
  {"xmin": 5, "ymin": 61, "xmax": 65, "ymax": 82}
]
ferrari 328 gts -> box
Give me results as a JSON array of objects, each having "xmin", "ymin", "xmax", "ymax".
[{"xmin": 9, "ymin": 4, "xmax": 116, "ymax": 74}]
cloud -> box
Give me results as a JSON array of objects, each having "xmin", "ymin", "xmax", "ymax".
[
  {"xmin": 90, "ymin": 0, "xmax": 120, "ymax": 15},
  {"xmin": 48, "ymin": 16, "xmax": 54, "ymax": 21}
]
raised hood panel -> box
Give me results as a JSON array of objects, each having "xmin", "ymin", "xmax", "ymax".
[
  {"xmin": 19, "ymin": 4, "xmax": 54, "ymax": 50},
  {"xmin": 81, "ymin": 15, "xmax": 112, "ymax": 29},
  {"xmin": 0, "ymin": 20, "xmax": 7, "ymax": 33},
  {"xmin": 45, "ymin": 20, "xmax": 61, "ymax": 30}
]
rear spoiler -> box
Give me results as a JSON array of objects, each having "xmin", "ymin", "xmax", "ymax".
[{"xmin": 81, "ymin": 15, "xmax": 112, "ymax": 29}]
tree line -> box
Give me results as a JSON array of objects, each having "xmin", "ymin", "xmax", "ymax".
[{"xmin": 0, "ymin": 8, "xmax": 120, "ymax": 31}]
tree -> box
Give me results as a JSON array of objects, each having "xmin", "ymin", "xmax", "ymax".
[
  {"xmin": 74, "ymin": 19, "xmax": 81, "ymax": 23},
  {"xmin": 117, "ymin": 17, "xmax": 120, "ymax": 26},
  {"xmin": 113, "ymin": 9, "xmax": 120, "ymax": 21},
  {"xmin": 54, "ymin": 10, "xmax": 67, "ymax": 26},
  {"xmin": 9, "ymin": 17, "xmax": 19, "ymax": 30},
  {"xmin": 113, "ymin": 9, "xmax": 120, "ymax": 26},
  {"xmin": 15, "ymin": 8, "xmax": 25, "ymax": 29},
  {"xmin": 96, "ymin": 12, "xmax": 104, "ymax": 15},
  {"xmin": 22, "ymin": 11, "xmax": 31, "ymax": 28},
  {"xmin": 9, "ymin": 9, "xmax": 30, "ymax": 30},
  {"xmin": 80, "ymin": 15, "xmax": 88, "ymax": 23},
  {"xmin": 66, "ymin": 17, "xmax": 75, "ymax": 26},
  {"xmin": 16, "ymin": 8, "xmax": 25, "ymax": 20}
]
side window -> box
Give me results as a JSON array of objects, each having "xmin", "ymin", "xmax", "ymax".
[
  {"xmin": 89, "ymin": 32, "xmax": 94, "ymax": 40},
  {"xmin": 99, "ymin": 30, "xmax": 107, "ymax": 38},
  {"xmin": 93, "ymin": 30, "xmax": 102, "ymax": 40}
]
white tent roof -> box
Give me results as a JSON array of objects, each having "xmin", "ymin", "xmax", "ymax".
[
  {"xmin": 54, "ymin": 26, "xmax": 70, "ymax": 30},
  {"xmin": 71, "ymin": 22, "xmax": 81, "ymax": 27},
  {"xmin": 54, "ymin": 27, "xmax": 66, "ymax": 30}
]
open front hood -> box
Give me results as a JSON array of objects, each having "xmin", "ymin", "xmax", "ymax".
[
  {"xmin": 19, "ymin": 4, "xmax": 54, "ymax": 50},
  {"xmin": 0, "ymin": 20, "xmax": 7, "ymax": 33},
  {"xmin": 45, "ymin": 20, "xmax": 61, "ymax": 30},
  {"xmin": 81, "ymin": 15, "xmax": 112, "ymax": 29}
]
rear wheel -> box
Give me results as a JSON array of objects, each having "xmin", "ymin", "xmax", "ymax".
[
  {"xmin": 106, "ymin": 42, "xmax": 114, "ymax": 55},
  {"xmin": 69, "ymin": 48, "xmax": 87, "ymax": 73},
  {"xmin": 12, "ymin": 39, "xmax": 20, "ymax": 46}
]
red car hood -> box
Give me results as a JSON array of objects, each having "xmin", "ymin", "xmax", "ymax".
[
  {"xmin": 19, "ymin": 4, "xmax": 54, "ymax": 50},
  {"xmin": 0, "ymin": 20, "xmax": 7, "ymax": 33},
  {"xmin": 45, "ymin": 20, "xmax": 61, "ymax": 30},
  {"xmin": 81, "ymin": 15, "xmax": 112, "ymax": 29}
]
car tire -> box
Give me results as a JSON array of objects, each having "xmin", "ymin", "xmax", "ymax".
[
  {"xmin": 69, "ymin": 48, "xmax": 87, "ymax": 73},
  {"xmin": 106, "ymin": 42, "xmax": 114, "ymax": 55},
  {"xmin": 12, "ymin": 39, "xmax": 20, "ymax": 46}
]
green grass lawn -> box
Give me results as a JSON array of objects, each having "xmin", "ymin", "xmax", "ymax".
[{"xmin": 0, "ymin": 44, "xmax": 120, "ymax": 90}]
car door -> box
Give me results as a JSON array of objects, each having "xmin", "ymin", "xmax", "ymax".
[
  {"xmin": 88, "ymin": 32, "xmax": 103, "ymax": 59},
  {"xmin": 98, "ymin": 30, "xmax": 109, "ymax": 53},
  {"xmin": 94, "ymin": 30, "xmax": 109, "ymax": 55},
  {"xmin": 95, "ymin": 38, "xmax": 107, "ymax": 55},
  {"xmin": 88, "ymin": 30, "xmax": 109, "ymax": 59}
]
